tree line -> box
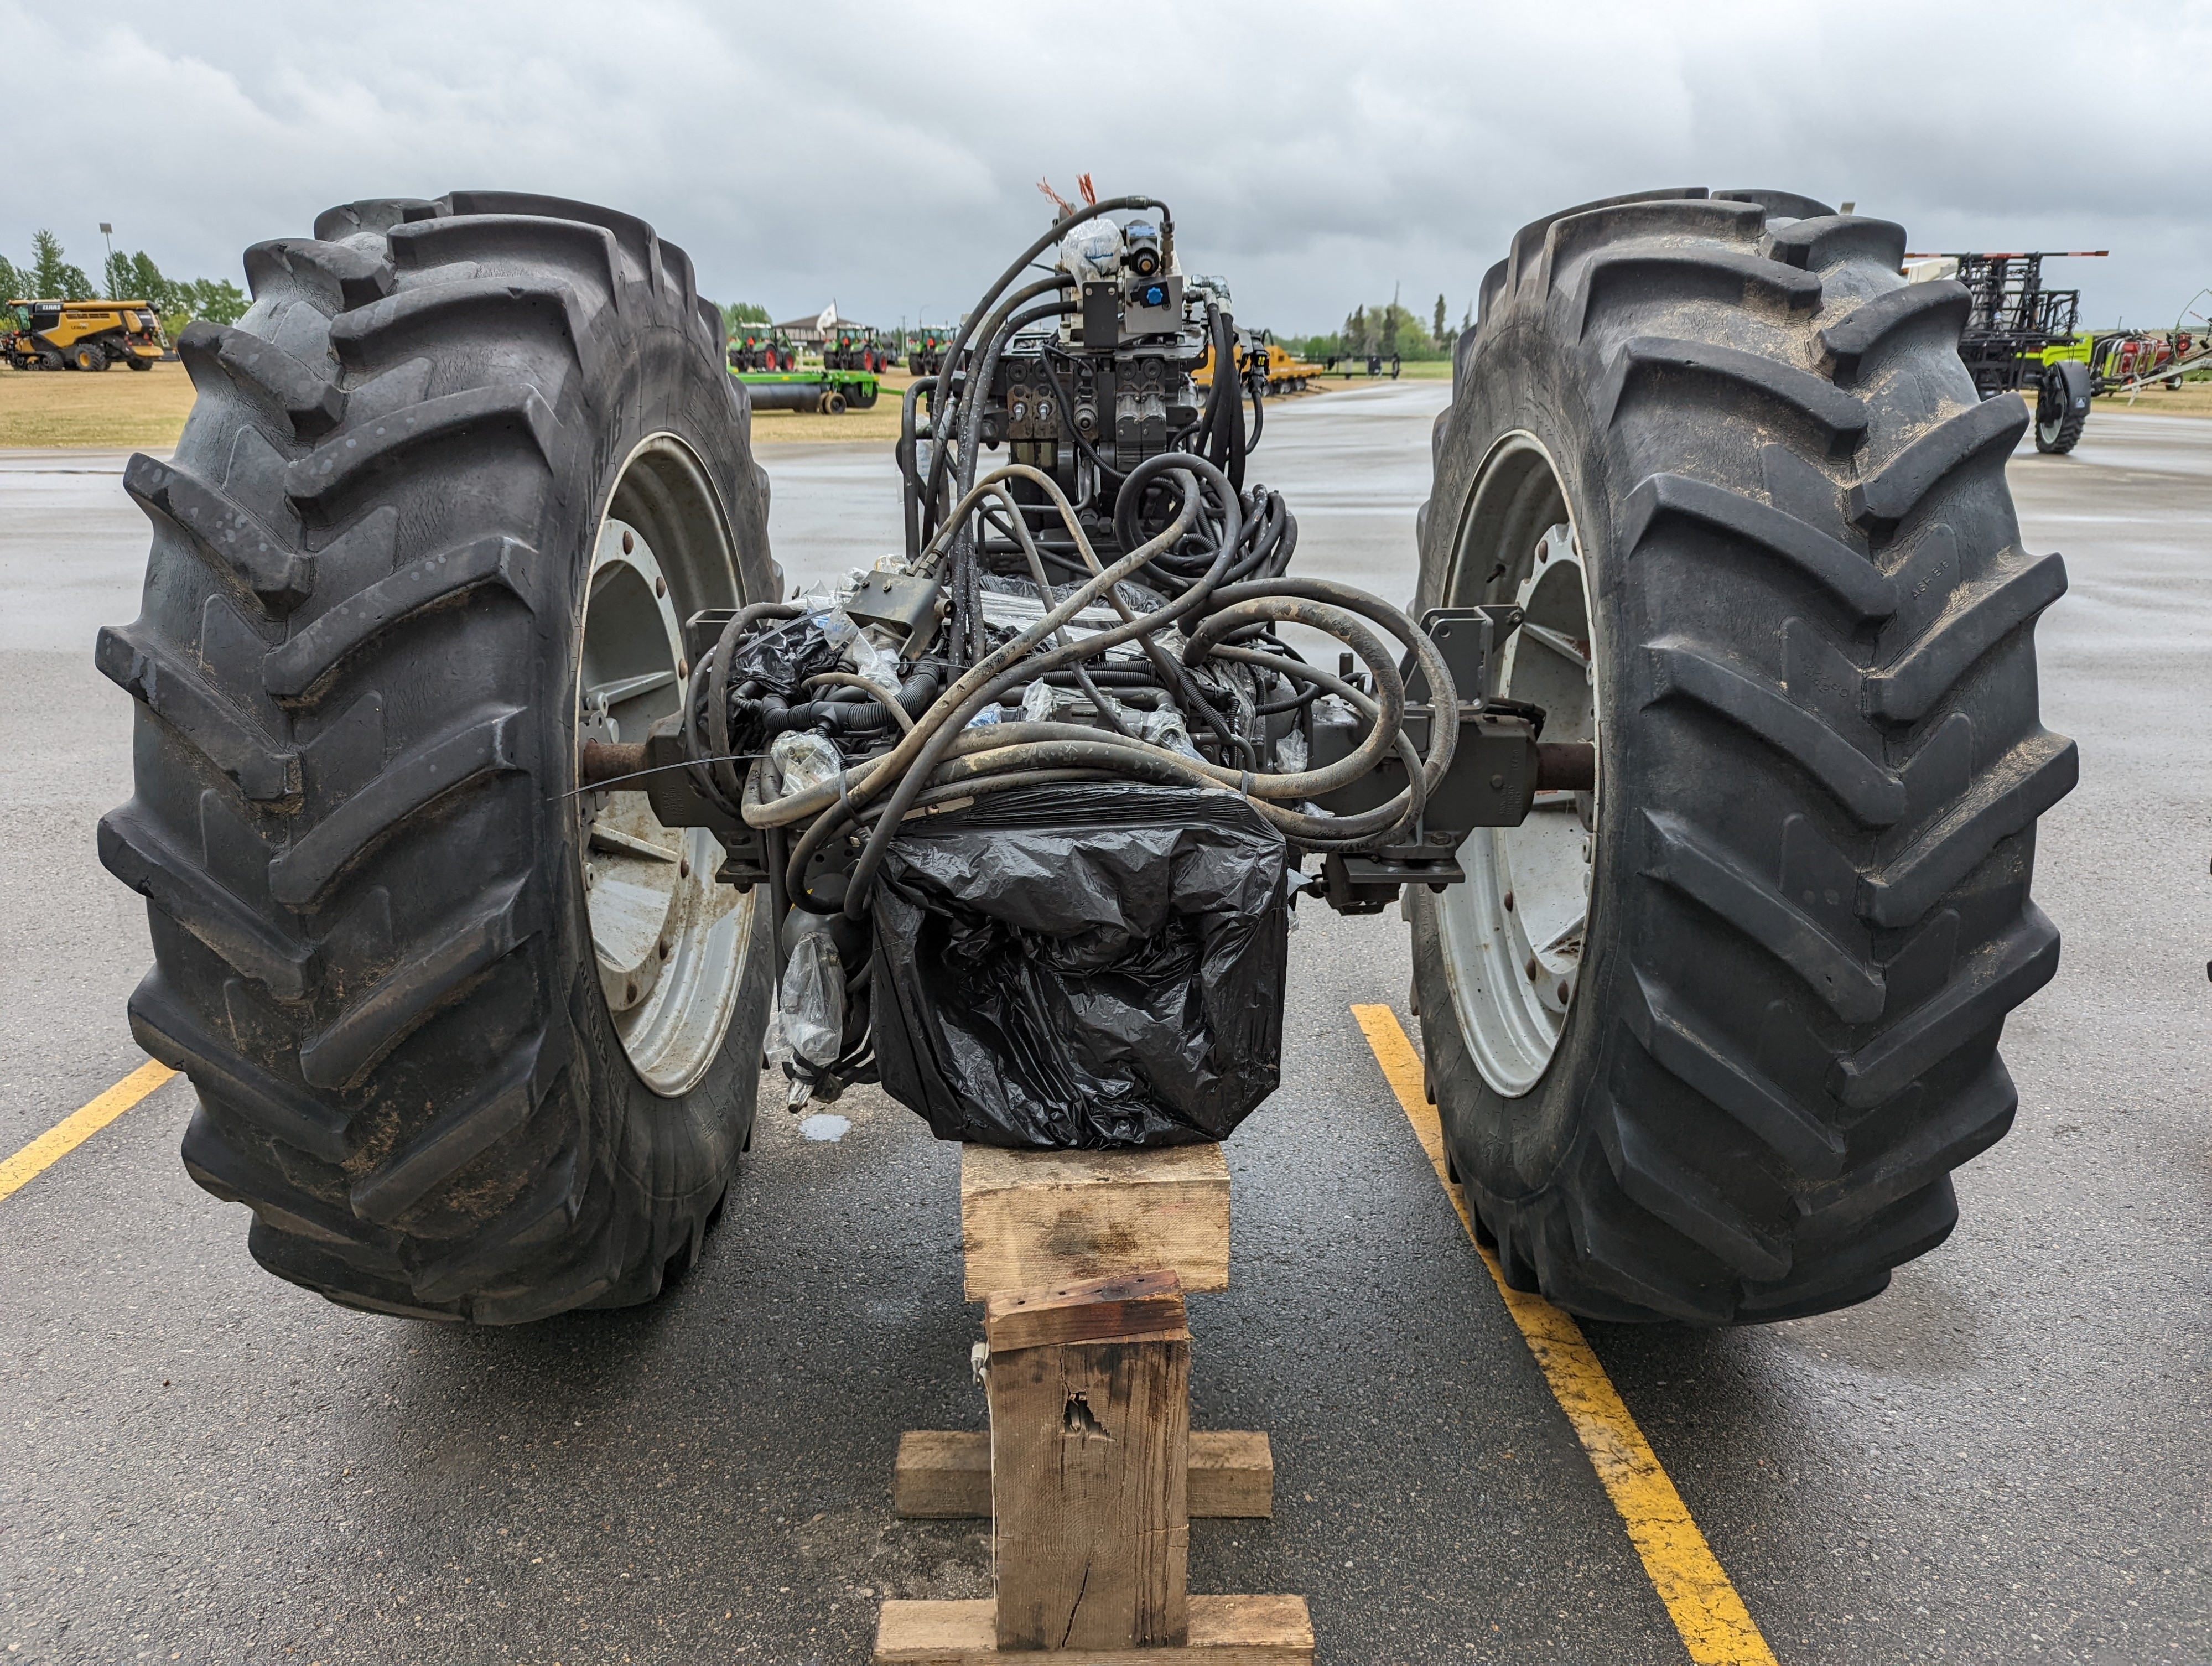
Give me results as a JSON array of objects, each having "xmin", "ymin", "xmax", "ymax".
[
  {"xmin": 1282, "ymin": 292, "xmax": 1472, "ymax": 364},
  {"xmin": 1, "ymin": 230, "xmax": 248, "ymax": 335}
]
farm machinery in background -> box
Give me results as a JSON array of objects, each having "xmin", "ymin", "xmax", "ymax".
[
  {"xmin": 904, "ymin": 323, "xmax": 953, "ymax": 377},
  {"xmin": 728, "ymin": 311, "xmax": 882, "ymax": 414},
  {"xmin": 1193, "ymin": 329, "xmax": 1326, "ymax": 397},
  {"xmin": 2058, "ymin": 285, "xmax": 2212, "ymax": 402},
  {"xmin": 727, "ymin": 321, "xmax": 798, "ymax": 371},
  {"xmin": 3, "ymin": 297, "xmax": 173, "ymax": 370},
  {"xmin": 1906, "ymin": 250, "xmax": 2211, "ymax": 454},
  {"xmin": 822, "ymin": 321, "xmax": 892, "ymax": 372}
]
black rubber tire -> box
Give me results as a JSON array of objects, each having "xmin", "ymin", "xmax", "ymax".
[
  {"xmin": 127, "ymin": 352, "xmax": 152, "ymax": 371},
  {"xmin": 98, "ymin": 190, "xmax": 780, "ymax": 1323},
  {"xmin": 2036, "ymin": 361, "xmax": 2092, "ymax": 454},
  {"xmin": 1410, "ymin": 188, "xmax": 2076, "ymax": 1324},
  {"xmin": 72, "ymin": 342, "xmax": 106, "ymax": 371}
]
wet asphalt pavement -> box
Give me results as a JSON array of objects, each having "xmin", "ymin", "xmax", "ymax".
[{"xmin": 2, "ymin": 386, "xmax": 2206, "ymax": 1664}]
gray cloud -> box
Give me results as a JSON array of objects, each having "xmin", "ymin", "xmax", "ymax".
[{"xmin": 3, "ymin": 0, "xmax": 2208, "ymax": 333}]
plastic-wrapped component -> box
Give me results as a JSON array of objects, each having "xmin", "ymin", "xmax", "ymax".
[
  {"xmin": 766, "ymin": 928, "xmax": 846, "ymax": 1108},
  {"xmin": 771, "ymin": 731, "xmax": 843, "ymax": 797},
  {"xmin": 1020, "ymin": 679, "xmax": 1060, "ymax": 725},
  {"xmin": 730, "ymin": 608, "xmax": 853, "ymax": 696},
  {"xmin": 1058, "ymin": 220, "xmax": 1125, "ymax": 285},
  {"xmin": 1138, "ymin": 703, "xmax": 1204, "ymax": 761},
  {"xmin": 849, "ymin": 631, "xmax": 904, "ymax": 698},
  {"xmin": 870, "ymin": 784, "xmax": 1289, "ymax": 1148}
]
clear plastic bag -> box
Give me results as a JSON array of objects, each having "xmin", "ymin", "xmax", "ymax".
[
  {"xmin": 1139, "ymin": 704, "xmax": 1206, "ymax": 761},
  {"xmin": 1020, "ymin": 680, "xmax": 1060, "ymax": 724},
  {"xmin": 849, "ymin": 631, "xmax": 904, "ymax": 698},
  {"xmin": 1058, "ymin": 220, "xmax": 1124, "ymax": 285},
  {"xmin": 765, "ymin": 930, "xmax": 847, "ymax": 1089},
  {"xmin": 771, "ymin": 730, "xmax": 843, "ymax": 797}
]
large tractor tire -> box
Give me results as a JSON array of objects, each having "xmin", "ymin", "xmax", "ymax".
[
  {"xmin": 1410, "ymin": 189, "xmax": 2076, "ymax": 1324},
  {"xmin": 99, "ymin": 191, "xmax": 779, "ymax": 1322}
]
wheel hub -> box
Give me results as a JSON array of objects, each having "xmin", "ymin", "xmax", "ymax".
[{"xmin": 577, "ymin": 511, "xmax": 750, "ymax": 1096}]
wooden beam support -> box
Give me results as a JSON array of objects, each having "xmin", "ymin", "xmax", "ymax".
[
  {"xmin": 986, "ymin": 1271, "xmax": 1191, "ymax": 1651},
  {"xmin": 962, "ymin": 1144, "xmax": 1230, "ymax": 1302},
  {"xmin": 874, "ymin": 1594, "xmax": 1315, "ymax": 1664},
  {"xmin": 894, "ymin": 1429, "xmax": 1273, "ymax": 1520}
]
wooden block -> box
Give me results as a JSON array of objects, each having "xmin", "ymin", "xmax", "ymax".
[
  {"xmin": 892, "ymin": 1430, "xmax": 994, "ymax": 1518},
  {"xmin": 895, "ymin": 1429, "xmax": 1273, "ymax": 1520},
  {"xmin": 986, "ymin": 1271, "xmax": 1191, "ymax": 1649},
  {"xmin": 874, "ymin": 1594, "xmax": 1314, "ymax": 1664},
  {"xmin": 962, "ymin": 1143, "xmax": 1230, "ymax": 1301},
  {"xmin": 983, "ymin": 1268, "xmax": 1188, "ymax": 1353},
  {"xmin": 1188, "ymin": 1429, "xmax": 1274, "ymax": 1519}
]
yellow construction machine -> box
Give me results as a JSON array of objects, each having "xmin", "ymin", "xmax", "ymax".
[
  {"xmin": 2, "ymin": 298, "xmax": 172, "ymax": 370},
  {"xmin": 1193, "ymin": 334, "xmax": 1323, "ymax": 396}
]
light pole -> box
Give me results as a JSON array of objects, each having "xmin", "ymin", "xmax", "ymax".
[{"xmin": 100, "ymin": 223, "xmax": 114, "ymax": 297}]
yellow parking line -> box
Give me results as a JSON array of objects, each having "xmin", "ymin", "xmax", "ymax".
[
  {"xmin": 1351, "ymin": 1004, "xmax": 1777, "ymax": 1666},
  {"xmin": 0, "ymin": 1060, "xmax": 177, "ymax": 1202}
]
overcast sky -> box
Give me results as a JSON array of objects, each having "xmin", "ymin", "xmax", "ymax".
[{"xmin": 4, "ymin": 1, "xmax": 2208, "ymax": 335}]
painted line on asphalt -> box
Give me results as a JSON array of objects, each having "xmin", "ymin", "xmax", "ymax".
[
  {"xmin": 0, "ymin": 1060, "xmax": 177, "ymax": 1203},
  {"xmin": 1351, "ymin": 1003, "xmax": 1777, "ymax": 1666}
]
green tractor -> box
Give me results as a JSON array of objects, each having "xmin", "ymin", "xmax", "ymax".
[
  {"xmin": 726, "ymin": 321, "xmax": 797, "ymax": 372},
  {"xmin": 904, "ymin": 323, "xmax": 953, "ymax": 377},
  {"xmin": 823, "ymin": 321, "xmax": 890, "ymax": 373}
]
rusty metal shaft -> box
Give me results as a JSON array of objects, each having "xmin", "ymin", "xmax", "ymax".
[
  {"xmin": 580, "ymin": 740, "xmax": 647, "ymax": 787},
  {"xmin": 1534, "ymin": 742, "xmax": 1595, "ymax": 792}
]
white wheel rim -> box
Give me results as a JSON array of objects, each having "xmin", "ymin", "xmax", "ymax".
[
  {"xmin": 577, "ymin": 451, "xmax": 754, "ymax": 1097},
  {"xmin": 1435, "ymin": 435, "xmax": 1602, "ymax": 1097}
]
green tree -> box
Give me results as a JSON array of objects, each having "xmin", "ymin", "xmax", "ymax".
[
  {"xmin": 178, "ymin": 277, "xmax": 247, "ymax": 327},
  {"xmin": 102, "ymin": 248, "xmax": 179, "ymax": 307},
  {"xmin": 1433, "ymin": 293, "xmax": 1447, "ymax": 342},
  {"xmin": 722, "ymin": 300, "xmax": 770, "ymax": 332},
  {"xmin": 0, "ymin": 254, "xmax": 24, "ymax": 300},
  {"xmin": 126, "ymin": 252, "xmax": 175, "ymax": 311},
  {"xmin": 30, "ymin": 229, "xmax": 95, "ymax": 300}
]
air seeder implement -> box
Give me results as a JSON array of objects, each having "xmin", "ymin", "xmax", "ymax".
[{"xmin": 100, "ymin": 187, "xmax": 2073, "ymax": 1328}]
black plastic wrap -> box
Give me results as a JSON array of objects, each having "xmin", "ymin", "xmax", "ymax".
[
  {"xmin": 871, "ymin": 784, "xmax": 1289, "ymax": 1148},
  {"xmin": 732, "ymin": 610, "xmax": 848, "ymax": 695}
]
